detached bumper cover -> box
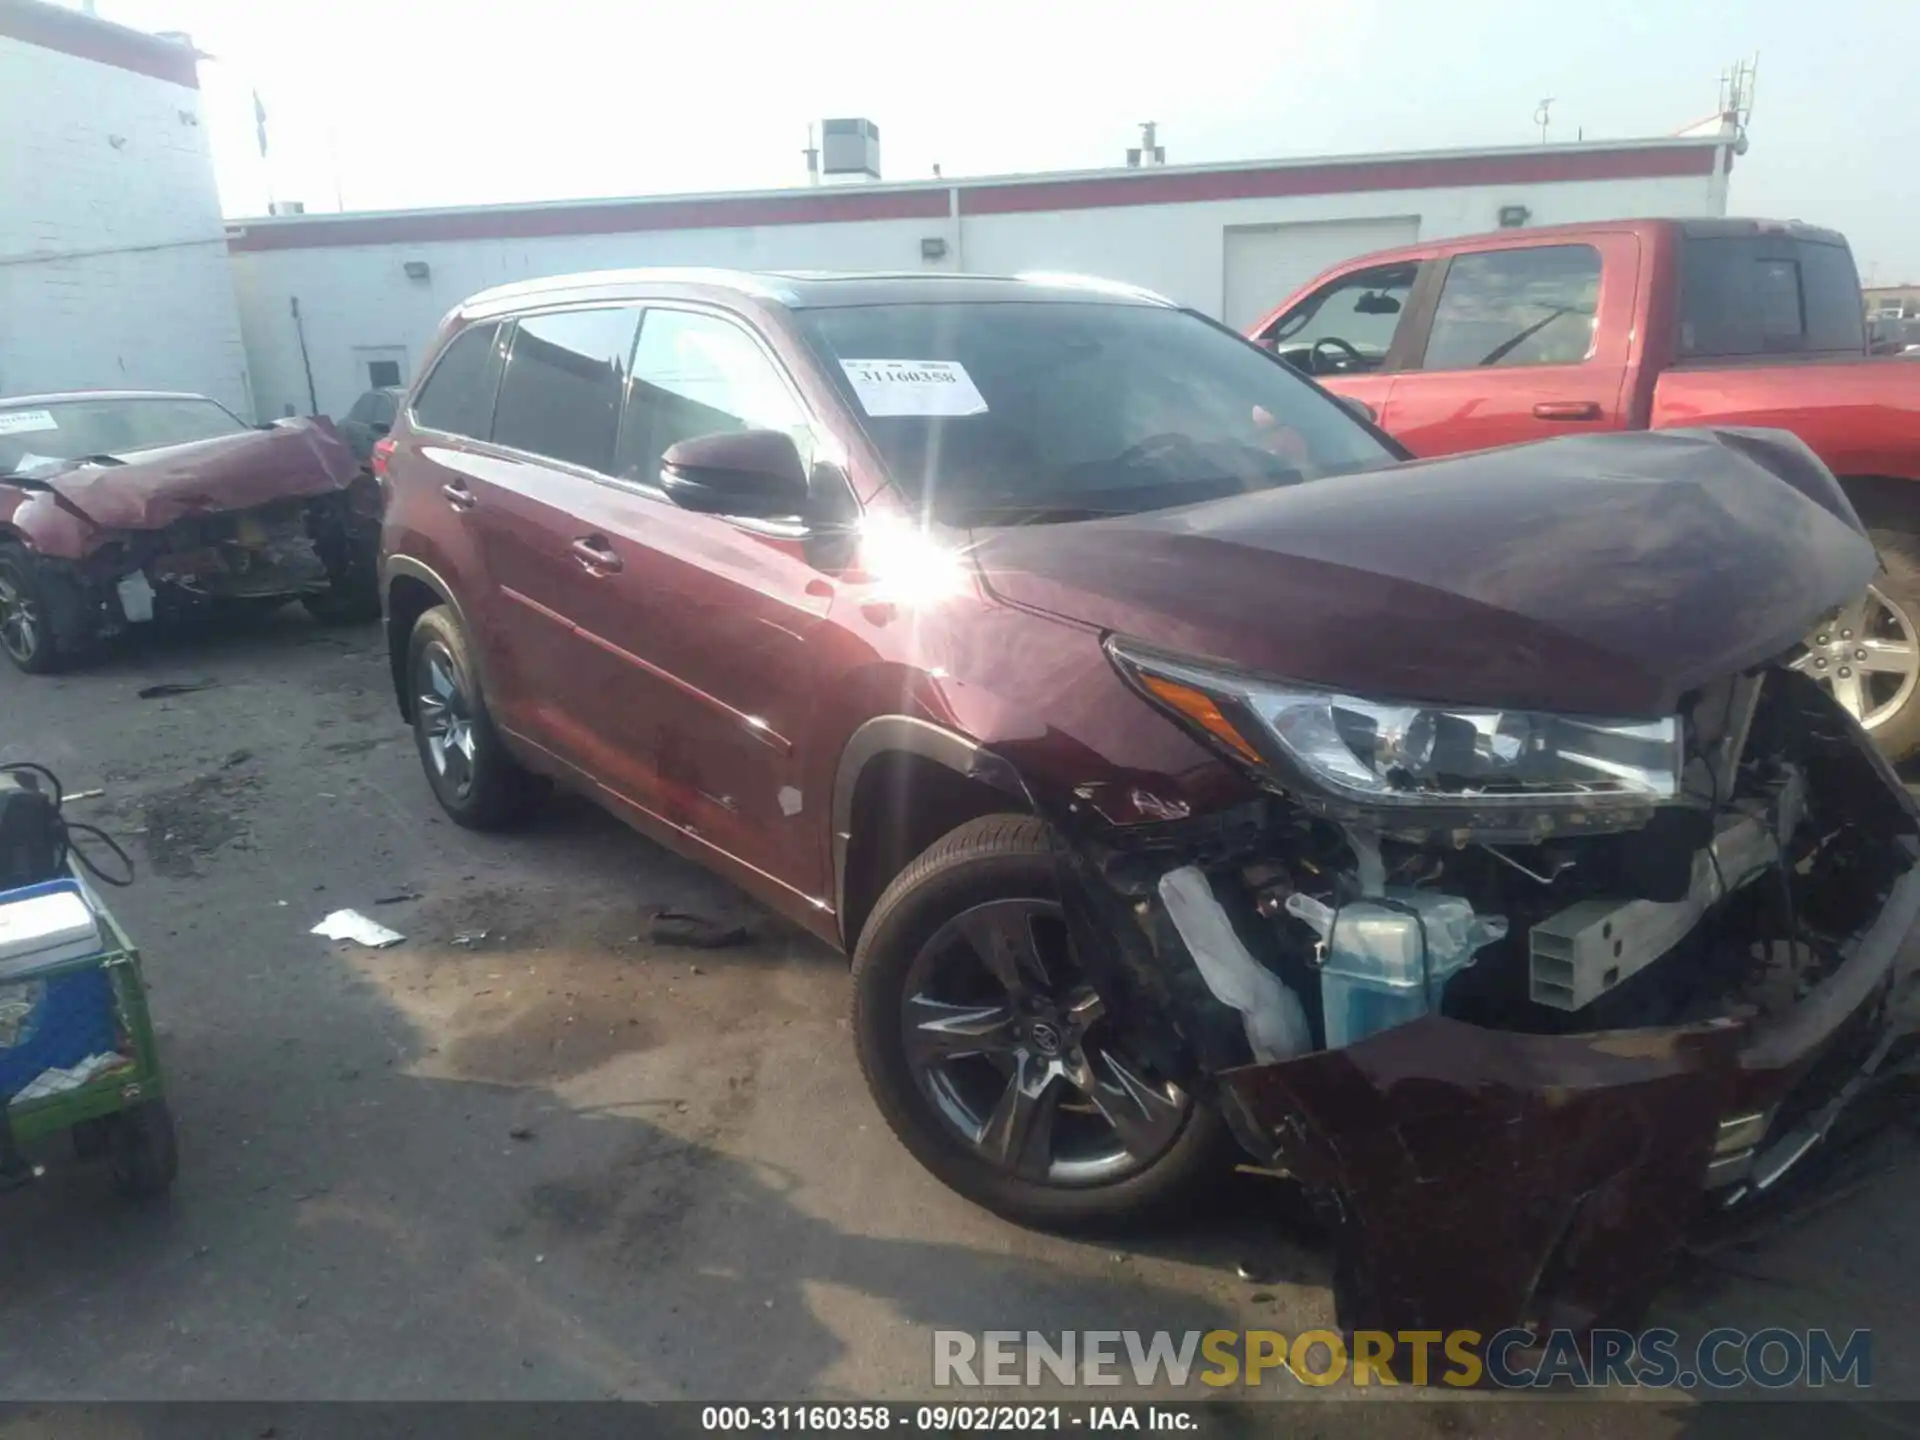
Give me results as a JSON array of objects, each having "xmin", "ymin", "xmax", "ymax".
[{"xmin": 1220, "ymin": 859, "xmax": 1920, "ymax": 1339}]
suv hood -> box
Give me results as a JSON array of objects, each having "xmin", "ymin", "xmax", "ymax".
[
  {"xmin": 25, "ymin": 419, "xmax": 359, "ymax": 532},
  {"xmin": 970, "ymin": 428, "xmax": 1877, "ymax": 718}
]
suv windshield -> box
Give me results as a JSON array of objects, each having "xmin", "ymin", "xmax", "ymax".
[
  {"xmin": 797, "ymin": 300, "xmax": 1397, "ymax": 523},
  {"xmin": 0, "ymin": 396, "xmax": 250, "ymax": 478}
]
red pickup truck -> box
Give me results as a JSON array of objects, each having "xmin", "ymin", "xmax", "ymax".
[{"xmin": 1250, "ymin": 218, "xmax": 1920, "ymax": 757}]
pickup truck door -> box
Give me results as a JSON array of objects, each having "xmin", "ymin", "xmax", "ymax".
[
  {"xmin": 1250, "ymin": 259, "xmax": 1431, "ymax": 428},
  {"xmin": 1381, "ymin": 233, "xmax": 1639, "ymax": 457}
]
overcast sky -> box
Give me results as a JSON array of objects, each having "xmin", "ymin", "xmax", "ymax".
[{"xmin": 94, "ymin": 0, "xmax": 1920, "ymax": 283}]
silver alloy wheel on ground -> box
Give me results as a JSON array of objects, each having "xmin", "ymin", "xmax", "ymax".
[
  {"xmin": 0, "ymin": 564, "xmax": 39, "ymax": 666},
  {"xmin": 901, "ymin": 897, "xmax": 1190, "ymax": 1186},
  {"xmin": 1792, "ymin": 583, "xmax": 1920, "ymax": 731},
  {"xmin": 415, "ymin": 640, "xmax": 478, "ymax": 798}
]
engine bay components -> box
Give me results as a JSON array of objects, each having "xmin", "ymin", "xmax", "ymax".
[
  {"xmin": 1287, "ymin": 888, "xmax": 1507, "ymax": 1047},
  {"xmin": 1528, "ymin": 768, "xmax": 1805, "ymax": 1011}
]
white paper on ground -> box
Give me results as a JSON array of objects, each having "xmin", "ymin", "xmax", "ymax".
[
  {"xmin": 0, "ymin": 410, "xmax": 58, "ymax": 436},
  {"xmin": 311, "ymin": 909, "xmax": 406, "ymax": 948},
  {"xmin": 838, "ymin": 359, "xmax": 988, "ymax": 418}
]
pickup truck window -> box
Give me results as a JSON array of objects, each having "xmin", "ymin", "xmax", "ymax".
[
  {"xmin": 1421, "ymin": 245, "xmax": 1601, "ymax": 371},
  {"xmin": 1679, "ymin": 236, "xmax": 1866, "ymax": 358},
  {"xmin": 1265, "ymin": 262, "xmax": 1417, "ymax": 377}
]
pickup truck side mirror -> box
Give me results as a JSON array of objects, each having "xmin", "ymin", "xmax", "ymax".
[
  {"xmin": 660, "ymin": 429, "xmax": 811, "ymax": 519},
  {"xmin": 1336, "ymin": 395, "xmax": 1378, "ymax": 425}
]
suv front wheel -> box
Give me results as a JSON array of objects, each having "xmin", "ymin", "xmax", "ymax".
[
  {"xmin": 852, "ymin": 814, "xmax": 1230, "ymax": 1231},
  {"xmin": 406, "ymin": 605, "xmax": 544, "ymax": 829}
]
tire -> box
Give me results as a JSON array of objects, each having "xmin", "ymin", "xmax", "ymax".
[
  {"xmin": 406, "ymin": 604, "xmax": 543, "ymax": 829},
  {"xmin": 303, "ymin": 524, "xmax": 382, "ymax": 625},
  {"xmin": 851, "ymin": 813, "xmax": 1232, "ymax": 1233},
  {"xmin": 0, "ymin": 542, "xmax": 63, "ymax": 674},
  {"xmin": 110, "ymin": 1099, "xmax": 178, "ymax": 1201}
]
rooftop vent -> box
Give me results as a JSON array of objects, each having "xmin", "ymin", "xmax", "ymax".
[{"xmin": 820, "ymin": 119, "xmax": 881, "ymax": 180}]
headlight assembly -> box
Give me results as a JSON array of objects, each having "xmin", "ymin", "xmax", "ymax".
[{"xmin": 1108, "ymin": 638, "xmax": 1681, "ymax": 809}]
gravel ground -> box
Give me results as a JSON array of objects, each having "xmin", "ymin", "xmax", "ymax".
[{"xmin": 0, "ymin": 609, "xmax": 1912, "ymax": 1425}]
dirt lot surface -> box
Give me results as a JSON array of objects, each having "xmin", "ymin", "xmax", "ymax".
[{"xmin": 0, "ymin": 611, "xmax": 1914, "ymax": 1427}]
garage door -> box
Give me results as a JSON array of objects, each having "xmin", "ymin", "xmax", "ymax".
[{"xmin": 1222, "ymin": 217, "xmax": 1421, "ymax": 331}]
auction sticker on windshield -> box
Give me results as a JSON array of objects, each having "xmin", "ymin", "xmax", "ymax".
[
  {"xmin": 0, "ymin": 410, "xmax": 59, "ymax": 436},
  {"xmin": 840, "ymin": 359, "xmax": 988, "ymax": 417}
]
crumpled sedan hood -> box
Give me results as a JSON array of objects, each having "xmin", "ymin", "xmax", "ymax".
[
  {"xmin": 971, "ymin": 428, "xmax": 1878, "ymax": 717},
  {"xmin": 40, "ymin": 418, "xmax": 359, "ymax": 532}
]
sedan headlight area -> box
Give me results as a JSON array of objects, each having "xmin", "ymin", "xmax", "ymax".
[{"xmin": 1108, "ymin": 638, "xmax": 1681, "ymax": 809}]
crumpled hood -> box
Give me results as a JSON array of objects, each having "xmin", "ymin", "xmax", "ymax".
[
  {"xmin": 970, "ymin": 428, "xmax": 1878, "ymax": 718},
  {"xmin": 41, "ymin": 418, "xmax": 359, "ymax": 531}
]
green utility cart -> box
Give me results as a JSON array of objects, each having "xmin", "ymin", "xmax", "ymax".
[{"xmin": 0, "ymin": 871, "xmax": 176, "ymax": 1197}]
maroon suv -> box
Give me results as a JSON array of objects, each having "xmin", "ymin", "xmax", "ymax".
[{"xmin": 381, "ymin": 269, "xmax": 1920, "ymax": 1341}]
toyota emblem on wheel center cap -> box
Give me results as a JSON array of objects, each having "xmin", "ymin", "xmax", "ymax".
[{"xmin": 1028, "ymin": 1020, "xmax": 1063, "ymax": 1055}]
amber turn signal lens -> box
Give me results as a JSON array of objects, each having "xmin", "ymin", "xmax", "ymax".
[{"xmin": 1138, "ymin": 675, "xmax": 1265, "ymax": 765}]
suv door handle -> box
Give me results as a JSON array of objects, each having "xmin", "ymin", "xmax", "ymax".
[
  {"xmin": 442, "ymin": 482, "xmax": 476, "ymax": 510},
  {"xmin": 570, "ymin": 537, "xmax": 623, "ymax": 574},
  {"xmin": 1532, "ymin": 401, "xmax": 1603, "ymax": 421}
]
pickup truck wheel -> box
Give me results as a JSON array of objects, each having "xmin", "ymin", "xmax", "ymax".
[
  {"xmin": 1794, "ymin": 531, "xmax": 1920, "ymax": 762},
  {"xmin": 851, "ymin": 814, "xmax": 1231, "ymax": 1233}
]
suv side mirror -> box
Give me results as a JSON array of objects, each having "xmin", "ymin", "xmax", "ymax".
[{"xmin": 660, "ymin": 429, "xmax": 811, "ymax": 518}]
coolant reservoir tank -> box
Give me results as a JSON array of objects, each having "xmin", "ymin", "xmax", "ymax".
[{"xmin": 1285, "ymin": 890, "xmax": 1507, "ymax": 1050}]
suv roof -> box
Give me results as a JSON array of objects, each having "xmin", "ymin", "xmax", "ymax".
[
  {"xmin": 458, "ymin": 268, "xmax": 1176, "ymax": 320},
  {"xmin": 0, "ymin": 389, "xmax": 214, "ymax": 408}
]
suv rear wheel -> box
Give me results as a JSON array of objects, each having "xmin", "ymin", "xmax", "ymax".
[
  {"xmin": 406, "ymin": 605, "xmax": 544, "ymax": 829},
  {"xmin": 852, "ymin": 814, "xmax": 1230, "ymax": 1231}
]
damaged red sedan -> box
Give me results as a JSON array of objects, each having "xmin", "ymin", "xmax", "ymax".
[
  {"xmin": 378, "ymin": 270, "xmax": 1920, "ymax": 1346},
  {"xmin": 0, "ymin": 390, "xmax": 381, "ymax": 672}
]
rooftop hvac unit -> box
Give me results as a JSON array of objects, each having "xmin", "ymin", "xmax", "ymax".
[
  {"xmin": 820, "ymin": 119, "xmax": 881, "ymax": 179},
  {"xmin": 268, "ymin": 200, "xmax": 306, "ymax": 216}
]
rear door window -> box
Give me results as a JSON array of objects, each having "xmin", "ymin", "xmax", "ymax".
[
  {"xmin": 1420, "ymin": 245, "xmax": 1602, "ymax": 370},
  {"xmin": 492, "ymin": 307, "xmax": 642, "ymax": 472},
  {"xmin": 1679, "ymin": 236, "xmax": 1866, "ymax": 357},
  {"xmin": 410, "ymin": 322, "xmax": 502, "ymax": 440}
]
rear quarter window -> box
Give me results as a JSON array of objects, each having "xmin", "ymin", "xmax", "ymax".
[
  {"xmin": 410, "ymin": 322, "xmax": 502, "ymax": 439},
  {"xmin": 1679, "ymin": 237, "xmax": 1866, "ymax": 357}
]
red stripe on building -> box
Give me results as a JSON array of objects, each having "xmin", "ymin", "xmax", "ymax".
[
  {"xmin": 226, "ymin": 141, "xmax": 1721, "ymax": 253},
  {"xmin": 959, "ymin": 144, "xmax": 1718, "ymax": 215},
  {"xmin": 227, "ymin": 187, "xmax": 953, "ymax": 252},
  {"xmin": 0, "ymin": 0, "xmax": 199, "ymax": 88}
]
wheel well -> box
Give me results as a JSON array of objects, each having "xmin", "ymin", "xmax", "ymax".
[
  {"xmin": 386, "ymin": 575, "xmax": 441, "ymax": 720},
  {"xmin": 840, "ymin": 750, "xmax": 1021, "ymax": 955},
  {"xmin": 1839, "ymin": 476, "xmax": 1920, "ymax": 536}
]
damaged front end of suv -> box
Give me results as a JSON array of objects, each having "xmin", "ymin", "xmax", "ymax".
[
  {"xmin": 0, "ymin": 418, "xmax": 379, "ymax": 672},
  {"xmin": 965, "ymin": 427, "xmax": 1920, "ymax": 1343}
]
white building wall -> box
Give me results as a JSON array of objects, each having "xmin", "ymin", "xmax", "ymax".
[
  {"xmin": 232, "ymin": 218, "xmax": 935, "ymax": 421},
  {"xmin": 0, "ymin": 32, "xmax": 251, "ymax": 415},
  {"xmin": 230, "ymin": 155, "xmax": 1730, "ymax": 423}
]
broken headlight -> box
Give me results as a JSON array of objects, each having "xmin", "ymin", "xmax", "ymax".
[{"xmin": 1108, "ymin": 639, "xmax": 1681, "ymax": 808}]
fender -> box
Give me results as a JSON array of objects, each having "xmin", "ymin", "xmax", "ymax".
[
  {"xmin": 382, "ymin": 553, "xmax": 496, "ymax": 721},
  {"xmin": 829, "ymin": 714, "xmax": 1029, "ymax": 939}
]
